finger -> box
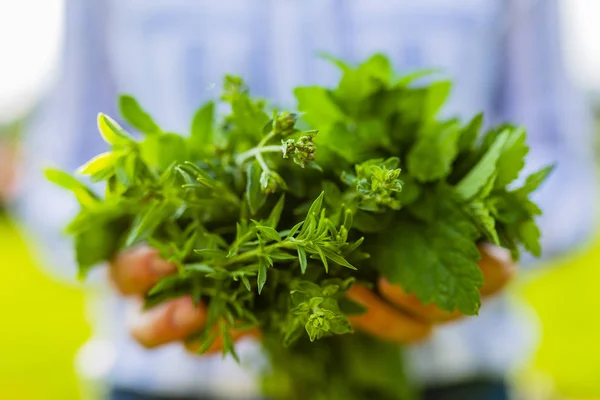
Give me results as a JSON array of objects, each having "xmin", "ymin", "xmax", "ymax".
[
  {"xmin": 129, "ymin": 296, "xmax": 206, "ymax": 348},
  {"xmin": 378, "ymin": 244, "xmax": 516, "ymax": 321},
  {"xmin": 109, "ymin": 246, "xmax": 177, "ymax": 295},
  {"xmin": 478, "ymin": 243, "xmax": 516, "ymax": 297},
  {"xmin": 184, "ymin": 327, "xmax": 261, "ymax": 355},
  {"xmin": 378, "ymin": 278, "xmax": 462, "ymax": 323},
  {"xmin": 347, "ymin": 284, "xmax": 432, "ymax": 343}
]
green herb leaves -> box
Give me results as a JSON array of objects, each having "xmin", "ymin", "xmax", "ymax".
[
  {"xmin": 375, "ymin": 186, "xmax": 483, "ymax": 314},
  {"xmin": 97, "ymin": 113, "xmax": 134, "ymax": 146},
  {"xmin": 407, "ymin": 121, "xmax": 461, "ymax": 182},
  {"xmin": 286, "ymin": 279, "xmax": 354, "ymax": 343},
  {"xmin": 48, "ymin": 55, "xmax": 551, "ymax": 362},
  {"xmin": 341, "ymin": 157, "xmax": 403, "ymax": 212},
  {"xmin": 119, "ymin": 95, "xmax": 162, "ymax": 135},
  {"xmin": 189, "ymin": 101, "xmax": 215, "ymax": 156}
]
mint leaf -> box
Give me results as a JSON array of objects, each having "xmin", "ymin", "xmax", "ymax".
[
  {"xmin": 140, "ymin": 133, "xmax": 188, "ymax": 172},
  {"xmin": 330, "ymin": 54, "xmax": 392, "ymax": 110},
  {"xmin": 222, "ymin": 75, "xmax": 269, "ymax": 142},
  {"xmin": 295, "ymin": 87, "xmax": 345, "ymax": 128},
  {"xmin": 97, "ymin": 113, "xmax": 135, "ymax": 146},
  {"xmin": 518, "ymin": 219, "xmax": 542, "ymax": 257},
  {"xmin": 467, "ymin": 200, "xmax": 500, "ymax": 245},
  {"xmin": 454, "ymin": 130, "xmax": 510, "ymax": 200},
  {"xmin": 78, "ymin": 151, "xmax": 123, "ymax": 182},
  {"xmin": 75, "ymin": 219, "xmax": 125, "ymax": 279},
  {"xmin": 358, "ymin": 53, "xmax": 393, "ymax": 84},
  {"xmin": 424, "ymin": 81, "xmax": 452, "ymax": 118},
  {"xmin": 190, "ymin": 101, "xmax": 214, "ymax": 156},
  {"xmin": 457, "ymin": 113, "xmax": 483, "ymax": 153},
  {"xmin": 44, "ymin": 169, "xmax": 98, "ymax": 207},
  {"xmin": 515, "ymin": 165, "xmax": 555, "ymax": 196},
  {"xmin": 119, "ymin": 95, "xmax": 161, "ymax": 135},
  {"xmin": 494, "ymin": 128, "xmax": 529, "ymax": 188},
  {"xmin": 376, "ymin": 187, "xmax": 483, "ymax": 314},
  {"xmin": 45, "ymin": 168, "xmax": 89, "ymax": 192},
  {"xmin": 407, "ymin": 121, "xmax": 461, "ymax": 182}
]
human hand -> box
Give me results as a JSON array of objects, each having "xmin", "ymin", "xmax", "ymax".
[
  {"xmin": 109, "ymin": 246, "xmax": 258, "ymax": 354},
  {"xmin": 0, "ymin": 141, "xmax": 18, "ymax": 202},
  {"xmin": 347, "ymin": 243, "xmax": 515, "ymax": 343},
  {"xmin": 111, "ymin": 243, "xmax": 513, "ymax": 352}
]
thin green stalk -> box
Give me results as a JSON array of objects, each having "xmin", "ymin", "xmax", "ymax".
[
  {"xmin": 219, "ymin": 241, "xmax": 297, "ymax": 268},
  {"xmin": 235, "ymin": 145, "xmax": 282, "ymax": 165},
  {"xmin": 258, "ymin": 130, "xmax": 278, "ymax": 147},
  {"xmin": 255, "ymin": 153, "xmax": 271, "ymax": 173}
]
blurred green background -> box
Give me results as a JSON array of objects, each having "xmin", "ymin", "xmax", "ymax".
[
  {"xmin": 516, "ymin": 236, "xmax": 600, "ymax": 400},
  {"xmin": 2, "ymin": 194, "xmax": 600, "ymax": 400},
  {"xmin": 0, "ymin": 215, "xmax": 90, "ymax": 399}
]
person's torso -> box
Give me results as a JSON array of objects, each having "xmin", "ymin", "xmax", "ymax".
[{"xmin": 105, "ymin": 0, "xmax": 504, "ymax": 133}]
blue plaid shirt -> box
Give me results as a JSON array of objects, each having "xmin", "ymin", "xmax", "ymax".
[{"xmin": 18, "ymin": 0, "xmax": 597, "ymax": 397}]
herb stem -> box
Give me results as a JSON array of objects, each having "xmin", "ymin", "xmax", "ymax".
[
  {"xmin": 255, "ymin": 153, "xmax": 270, "ymax": 173},
  {"xmin": 258, "ymin": 130, "xmax": 277, "ymax": 147},
  {"xmin": 219, "ymin": 240, "xmax": 297, "ymax": 268},
  {"xmin": 183, "ymin": 182, "xmax": 241, "ymax": 208},
  {"xmin": 221, "ymin": 188, "xmax": 242, "ymax": 207},
  {"xmin": 235, "ymin": 145, "xmax": 282, "ymax": 165}
]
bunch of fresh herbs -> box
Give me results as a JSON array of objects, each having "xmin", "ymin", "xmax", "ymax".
[{"xmin": 47, "ymin": 54, "xmax": 551, "ymax": 400}]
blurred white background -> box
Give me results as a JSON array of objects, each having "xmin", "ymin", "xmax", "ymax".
[
  {"xmin": 0, "ymin": 0, "xmax": 64, "ymax": 122},
  {"xmin": 0, "ymin": 0, "xmax": 599, "ymax": 124},
  {"xmin": 561, "ymin": 0, "xmax": 600, "ymax": 94}
]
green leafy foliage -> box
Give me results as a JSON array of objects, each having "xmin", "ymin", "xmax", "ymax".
[
  {"xmin": 119, "ymin": 95, "xmax": 162, "ymax": 135},
  {"xmin": 341, "ymin": 157, "xmax": 403, "ymax": 212},
  {"xmin": 97, "ymin": 113, "xmax": 135, "ymax": 146},
  {"xmin": 189, "ymin": 101, "xmax": 214, "ymax": 157},
  {"xmin": 374, "ymin": 185, "xmax": 483, "ymax": 314},
  {"xmin": 407, "ymin": 121, "xmax": 461, "ymax": 182},
  {"xmin": 48, "ymin": 54, "xmax": 551, "ymax": 400}
]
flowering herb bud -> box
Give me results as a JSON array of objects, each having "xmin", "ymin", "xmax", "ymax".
[
  {"xmin": 342, "ymin": 157, "xmax": 403, "ymax": 212},
  {"xmin": 260, "ymin": 170, "xmax": 286, "ymax": 195},
  {"xmin": 281, "ymin": 132, "xmax": 317, "ymax": 168},
  {"xmin": 274, "ymin": 112, "xmax": 298, "ymax": 136}
]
